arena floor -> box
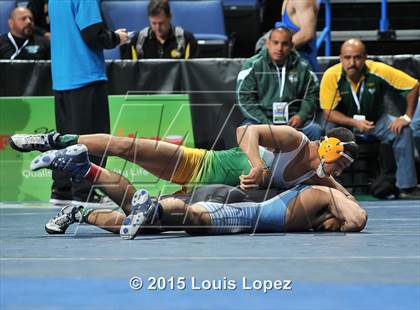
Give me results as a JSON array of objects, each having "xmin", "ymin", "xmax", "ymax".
[{"xmin": 1, "ymin": 200, "xmax": 419, "ymax": 309}]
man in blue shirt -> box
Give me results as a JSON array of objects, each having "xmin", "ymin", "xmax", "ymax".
[{"xmin": 47, "ymin": 0, "xmax": 128, "ymax": 205}]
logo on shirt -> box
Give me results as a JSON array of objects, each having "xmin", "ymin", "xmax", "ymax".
[
  {"xmin": 288, "ymin": 73, "xmax": 298, "ymax": 83},
  {"xmin": 25, "ymin": 45, "xmax": 40, "ymax": 54},
  {"xmin": 367, "ymin": 87, "xmax": 376, "ymax": 95},
  {"xmin": 171, "ymin": 49, "xmax": 181, "ymax": 59}
]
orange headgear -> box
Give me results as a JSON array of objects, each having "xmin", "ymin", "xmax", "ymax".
[{"xmin": 318, "ymin": 136, "xmax": 355, "ymax": 164}]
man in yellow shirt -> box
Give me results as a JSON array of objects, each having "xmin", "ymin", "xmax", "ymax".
[{"xmin": 320, "ymin": 38, "xmax": 419, "ymax": 199}]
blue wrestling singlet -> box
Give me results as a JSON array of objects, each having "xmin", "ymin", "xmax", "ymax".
[
  {"xmin": 198, "ymin": 184, "xmax": 310, "ymax": 234},
  {"xmin": 281, "ymin": 1, "xmax": 320, "ymax": 73}
]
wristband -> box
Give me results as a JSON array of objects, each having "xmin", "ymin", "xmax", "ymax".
[{"xmin": 400, "ymin": 114, "xmax": 412, "ymax": 123}]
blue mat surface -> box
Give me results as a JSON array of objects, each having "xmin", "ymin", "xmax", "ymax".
[{"xmin": 1, "ymin": 200, "xmax": 419, "ymax": 309}]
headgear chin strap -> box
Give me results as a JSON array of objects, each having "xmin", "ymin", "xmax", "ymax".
[{"xmin": 318, "ymin": 136, "xmax": 355, "ymax": 164}]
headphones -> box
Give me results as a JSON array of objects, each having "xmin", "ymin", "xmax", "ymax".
[{"xmin": 318, "ymin": 136, "xmax": 355, "ymax": 164}]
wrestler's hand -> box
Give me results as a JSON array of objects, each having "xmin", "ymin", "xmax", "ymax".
[
  {"xmin": 239, "ymin": 167, "xmax": 264, "ymax": 191},
  {"xmin": 319, "ymin": 217, "xmax": 342, "ymax": 231},
  {"xmin": 389, "ymin": 117, "xmax": 409, "ymax": 135},
  {"xmin": 288, "ymin": 115, "xmax": 302, "ymax": 128},
  {"xmin": 354, "ymin": 119, "xmax": 375, "ymax": 133}
]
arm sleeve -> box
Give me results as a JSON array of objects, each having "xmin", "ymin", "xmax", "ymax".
[
  {"xmin": 236, "ymin": 62, "xmax": 270, "ymax": 123},
  {"xmin": 370, "ymin": 61, "xmax": 418, "ymax": 96},
  {"xmin": 81, "ymin": 23, "xmax": 120, "ymax": 50},
  {"xmin": 297, "ymin": 69, "xmax": 319, "ymax": 122}
]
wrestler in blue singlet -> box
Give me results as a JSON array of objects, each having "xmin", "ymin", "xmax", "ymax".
[{"xmin": 280, "ymin": 0, "xmax": 320, "ymax": 73}]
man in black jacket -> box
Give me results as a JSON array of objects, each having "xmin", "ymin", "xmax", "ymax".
[
  {"xmin": 121, "ymin": 0, "xmax": 198, "ymax": 59},
  {"xmin": 0, "ymin": 7, "xmax": 49, "ymax": 60}
]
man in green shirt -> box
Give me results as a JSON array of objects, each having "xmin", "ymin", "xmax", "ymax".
[
  {"xmin": 320, "ymin": 38, "xmax": 420, "ymax": 198},
  {"xmin": 236, "ymin": 25, "xmax": 322, "ymax": 140}
]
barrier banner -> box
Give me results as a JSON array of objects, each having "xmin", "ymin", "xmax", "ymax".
[{"xmin": 0, "ymin": 95, "xmax": 194, "ymax": 202}]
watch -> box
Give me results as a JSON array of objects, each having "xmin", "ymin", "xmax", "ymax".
[{"xmin": 400, "ymin": 114, "xmax": 412, "ymax": 123}]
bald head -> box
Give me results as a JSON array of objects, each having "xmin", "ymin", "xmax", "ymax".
[
  {"xmin": 340, "ymin": 38, "xmax": 366, "ymax": 56},
  {"xmin": 339, "ymin": 38, "xmax": 367, "ymax": 82},
  {"xmin": 8, "ymin": 7, "xmax": 34, "ymax": 38},
  {"xmin": 269, "ymin": 27, "xmax": 293, "ymax": 42}
]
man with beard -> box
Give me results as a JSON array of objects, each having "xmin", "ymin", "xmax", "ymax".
[{"xmin": 0, "ymin": 7, "xmax": 50, "ymax": 60}]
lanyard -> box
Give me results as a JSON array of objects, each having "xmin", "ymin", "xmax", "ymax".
[
  {"xmin": 275, "ymin": 64, "xmax": 286, "ymax": 98},
  {"xmin": 8, "ymin": 32, "xmax": 29, "ymax": 60},
  {"xmin": 350, "ymin": 80, "xmax": 365, "ymax": 113}
]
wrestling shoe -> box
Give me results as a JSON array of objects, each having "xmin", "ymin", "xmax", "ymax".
[
  {"xmin": 30, "ymin": 144, "xmax": 91, "ymax": 177},
  {"xmin": 9, "ymin": 132, "xmax": 60, "ymax": 152},
  {"xmin": 45, "ymin": 205, "xmax": 83, "ymax": 234},
  {"xmin": 120, "ymin": 189, "xmax": 158, "ymax": 240}
]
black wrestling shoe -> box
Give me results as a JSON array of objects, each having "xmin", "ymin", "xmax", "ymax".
[
  {"xmin": 9, "ymin": 132, "xmax": 60, "ymax": 152},
  {"xmin": 45, "ymin": 205, "xmax": 83, "ymax": 234}
]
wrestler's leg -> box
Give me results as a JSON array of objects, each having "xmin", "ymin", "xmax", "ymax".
[
  {"xmin": 84, "ymin": 209, "xmax": 125, "ymax": 234},
  {"xmin": 78, "ymin": 134, "xmax": 184, "ymax": 182},
  {"xmin": 10, "ymin": 131, "xmax": 188, "ymax": 183},
  {"xmin": 92, "ymin": 166, "xmax": 137, "ymax": 215},
  {"xmin": 156, "ymin": 198, "xmax": 212, "ymax": 235},
  {"xmin": 83, "ymin": 196, "xmax": 212, "ymax": 236},
  {"xmin": 44, "ymin": 160, "xmax": 139, "ymax": 234}
]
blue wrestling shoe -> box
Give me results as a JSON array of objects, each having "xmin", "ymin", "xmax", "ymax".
[
  {"xmin": 30, "ymin": 144, "xmax": 91, "ymax": 177},
  {"xmin": 45, "ymin": 205, "xmax": 83, "ymax": 234},
  {"xmin": 120, "ymin": 189, "xmax": 158, "ymax": 240},
  {"xmin": 9, "ymin": 132, "xmax": 60, "ymax": 152}
]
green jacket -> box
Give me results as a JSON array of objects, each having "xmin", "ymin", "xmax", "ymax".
[{"xmin": 236, "ymin": 48, "xmax": 319, "ymax": 123}]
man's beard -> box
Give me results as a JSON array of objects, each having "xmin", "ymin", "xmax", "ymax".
[{"xmin": 21, "ymin": 26, "xmax": 33, "ymax": 38}]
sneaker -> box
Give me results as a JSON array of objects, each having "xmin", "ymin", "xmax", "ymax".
[
  {"xmin": 120, "ymin": 189, "xmax": 157, "ymax": 240},
  {"xmin": 31, "ymin": 144, "xmax": 91, "ymax": 177},
  {"xmin": 45, "ymin": 205, "xmax": 83, "ymax": 234},
  {"xmin": 9, "ymin": 132, "xmax": 59, "ymax": 152}
]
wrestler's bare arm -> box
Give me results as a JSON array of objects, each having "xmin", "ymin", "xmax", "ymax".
[
  {"xmin": 236, "ymin": 125, "xmax": 301, "ymax": 168},
  {"xmin": 307, "ymin": 175, "xmax": 356, "ymax": 202},
  {"xmin": 236, "ymin": 125, "xmax": 302, "ymax": 189},
  {"xmin": 313, "ymin": 186, "xmax": 367, "ymax": 232},
  {"xmin": 290, "ymin": 0, "xmax": 318, "ymax": 48}
]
